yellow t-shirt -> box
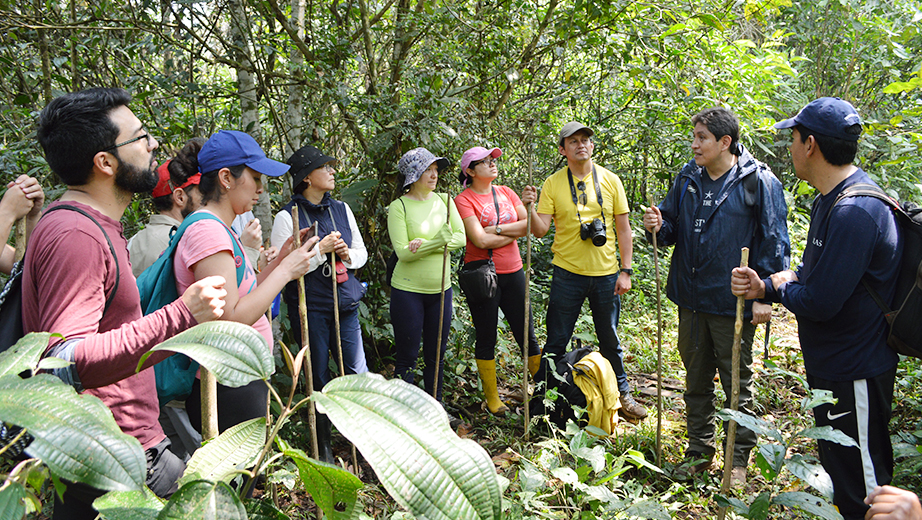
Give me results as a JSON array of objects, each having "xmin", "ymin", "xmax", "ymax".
[{"xmin": 537, "ymin": 164, "xmax": 629, "ymax": 276}]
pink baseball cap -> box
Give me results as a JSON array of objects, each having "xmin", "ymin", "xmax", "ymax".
[{"xmin": 458, "ymin": 147, "xmax": 502, "ymax": 185}]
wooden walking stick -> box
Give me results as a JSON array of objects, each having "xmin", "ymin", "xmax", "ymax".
[
  {"xmin": 717, "ymin": 247, "xmax": 749, "ymax": 520},
  {"xmin": 329, "ymin": 250, "xmax": 359, "ymax": 473},
  {"xmin": 432, "ymin": 188, "xmax": 451, "ymax": 401},
  {"xmin": 523, "ymin": 144, "xmax": 535, "ymax": 440},
  {"xmin": 648, "ymin": 195, "xmax": 663, "ymax": 468},
  {"xmin": 292, "ymin": 208, "xmax": 320, "ymax": 460}
]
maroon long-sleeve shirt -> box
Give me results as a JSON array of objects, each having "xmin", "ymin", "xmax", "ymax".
[{"xmin": 23, "ymin": 201, "xmax": 197, "ymax": 449}]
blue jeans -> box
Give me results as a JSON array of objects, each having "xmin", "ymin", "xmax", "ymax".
[
  {"xmin": 541, "ymin": 265, "xmax": 629, "ymax": 394},
  {"xmin": 307, "ymin": 307, "xmax": 368, "ymax": 390}
]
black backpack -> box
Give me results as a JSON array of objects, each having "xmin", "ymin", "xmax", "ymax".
[
  {"xmin": 830, "ymin": 183, "xmax": 922, "ymax": 358},
  {"xmin": 530, "ymin": 342, "xmax": 594, "ymax": 429},
  {"xmin": 0, "ymin": 205, "xmax": 120, "ymax": 354}
]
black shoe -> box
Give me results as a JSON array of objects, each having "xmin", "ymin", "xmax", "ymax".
[{"xmin": 316, "ymin": 413, "xmax": 335, "ymax": 464}]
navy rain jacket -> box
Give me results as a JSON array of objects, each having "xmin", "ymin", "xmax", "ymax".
[{"xmin": 646, "ymin": 144, "xmax": 790, "ymax": 318}]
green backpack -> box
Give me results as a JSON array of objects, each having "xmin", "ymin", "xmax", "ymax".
[{"xmin": 136, "ymin": 211, "xmax": 246, "ymax": 405}]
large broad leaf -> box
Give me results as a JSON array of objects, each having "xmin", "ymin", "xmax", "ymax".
[
  {"xmin": 94, "ymin": 488, "xmax": 163, "ymax": 520},
  {"xmin": 282, "ymin": 445, "xmax": 362, "ymax": 520},
  {"xmin": 138, "ymin": 322, "xmax": 274, "ymax": 388},
  {"xmin": 772, "ymin": 491, "xmax": 843, "ymax": 520},
  {"xmin": 0, "ymin": 332, "xmax": 56, "ymax": 377},
  {"xmin": 157, "ymin": 480, "xmax": 246, "ymax": 520},
  {"xmin": 755, "ymin": 444, "xmax": 786, "ymax": 481},
  {"xmin": 796, "ymin": 426, "xmax": 858, "ymax": 448},
  {"xmin": 784, "ymin": 454, "xmax": 834, "ymax": 499},
  {"xmin": 314, "ymin": 373, "xmax": 502, "ymax": 520},
  {"xmin": 244, "ymin": 499, "xmax": 290, "ymax": 520},
  {"xmin": 179, "ymin": 418, "xmax": 266, "ymax": 487},
  {"xmin": 716, "ymin": 409, "xmax": 784, "ymax": 443},
  {"xmin": 0, "ymin": 481, "xmax": 27, "ymax": 520},
  {"xmin": 623, "ymin": 499, "xmax": 671, "ymax": 520},
  {"xmin": 0, "ymin": 374, "xmax": 146, "ymax": 492}
]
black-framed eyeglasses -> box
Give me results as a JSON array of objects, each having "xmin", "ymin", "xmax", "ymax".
[
  {"xmin": 471, "ymin": 157, "xmax": 498, "ymax": 168},
  {"xmin": 101, "ymin": 133, "xmax": 152, "ymax": 153},
  {"xmin": 576, "ymin": 180, "xmax": 588, "ymax": 206}
]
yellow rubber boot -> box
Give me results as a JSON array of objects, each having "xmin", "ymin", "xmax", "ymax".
[
  {"xmin": 528, "ymin": 355, "xmax": 542, "ymax": 377},
  {"xmin": 476, "ymin": 359, "xmax": 509, "ymax": 415}
]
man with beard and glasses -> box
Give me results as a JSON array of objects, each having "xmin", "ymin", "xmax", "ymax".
[{"xmin": 23, "ymin": 88, "xmax": 227, "ymax": 520}]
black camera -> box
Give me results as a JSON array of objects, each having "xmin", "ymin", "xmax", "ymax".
[{"xmin": 580, "ymin": 218, "xmax": 607, "ymax": 247}]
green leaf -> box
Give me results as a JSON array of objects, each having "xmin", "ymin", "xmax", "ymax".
[
  {"xmin": 315, "ymin": 373, "xmax": 502, "ymax": 520},
  {"xmin": 179, "ymin": 418, "xmax": 266, "ymax": 487},
  {"xmin": 715, "ymin": 494, "xmax": 749, "ymax": 514},
  {"xmin": 157, "ymin": 480, "xmax": 246, "ymax": 520},
  {"xmin": 283, "ymin": 447, "xmax": 362, "ymax": 520},
  {"xmin": 623, "ymin": 499, "xmax": 671, "ymax": 520},
  {"xmin": 0, "ymin": 332, "xmax": 57, "ymax": 377},
  {"xmin": 94, "ymin": 488, "xmax": 163, "ymax": 520},
  {"xmin": 139, "ymin": 322, "xmax": 274, "ymax": 388},
  {"xmin": 755, "ymin": 444, "xmax": 785, "ymax": 481},
  {"xmin": 625, "ymin": 449, "xmax": 664, "ymax": 474},
  {"xmin": 244, "ymin": 499, "xmax": 290, "ymax": 520},
  {"xmin": 748, "ymin": 492, "xmax": 772, "ymax": 520},
  {"xmin": 801, "ymin": 389, "xmax": 837, "ymax": 411},
  {"xmin": 0, "ymin": 481, "xmax": 27, "ymax": 520},
  {"xmin": 573, "ymin": 446, "xmax": 606, "ymax": 474},
  {"xmin": 0, "ymin": 374, "xmax": 146, "ymax": 492},
  {"xmin": 784, "ymin": 455, "xmax": 834, "ymax": 499},
  {"xmin": 796, "ymin": 426, "xmax": 858, "ymax": 448},
  {"xmin": 716, "ymin": 409, "xmax": 784, "ymax": 443},
  {"xmin": 771, "ymin": 492, "xmax": 843, "ymax": 520}
]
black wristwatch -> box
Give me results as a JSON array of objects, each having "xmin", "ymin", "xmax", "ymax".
[{"xmin": 620, "ymin": 268, "xmax": 633, "ymax": 276}]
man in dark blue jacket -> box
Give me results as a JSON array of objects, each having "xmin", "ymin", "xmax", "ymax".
[
  {"xmin": 644, "ymin": 107, "xmax": 790, "ymax": 484},
  {"xmin": 732, "ymin": 97, "xmax": 902, "ymax": 519}
]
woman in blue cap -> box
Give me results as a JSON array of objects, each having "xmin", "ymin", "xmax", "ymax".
[
  {"xmin": 454, "ymin": 146, "xmax": 541, "ymax": 415},
  {"xmin": 388, "ymin": 147, "xmax": 466, "ymax": 402},
  {"xmin": 172, "ymin": 130, "xmax": 320, "ymax": 433},
  {"xmin": 270, "ymin": 145, "xmax": 369, "ymax": 463}
]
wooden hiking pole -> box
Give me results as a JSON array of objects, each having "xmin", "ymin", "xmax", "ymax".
[
  {"xmin": 523, "ymin": 144, "xmax": 535, "ymax": 440},
  {"xmin": 13, "ymin": 219, "xmax": 25, "ymax": 263},
  {"xmin": 293, "ymin": 208, "xmax": 320, "ymax": 460},
  {"xmin": 717, "ymin": 247, "xmax": 749, "ymax": 520},
  {"xmin": 648, "ymin": 195, "xmax": 663, "ymax": 468},
  {"xmin": 432, "ymin": 189, "xmax": 451, "ymax": 401},
  {"xmin": 199, "ymin": 212, "xmax": 218, "ymax": 439},
  {"xmin": 329, "ymin": 250, "xmax": 359, "ymax": 474}
]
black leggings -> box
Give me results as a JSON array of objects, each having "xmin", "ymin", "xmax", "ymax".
[
  {"xmin": 186, "ymin": 378, "xmax": 269, "ymax": 433},
  {"xmin": 468, "ymin": 269, "xmax": 540, "ymax": 360}
]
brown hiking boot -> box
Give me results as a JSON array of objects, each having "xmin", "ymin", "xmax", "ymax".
[{"xmin": 619, "ymin": 393, "xmax": 648, "ymax": 420}]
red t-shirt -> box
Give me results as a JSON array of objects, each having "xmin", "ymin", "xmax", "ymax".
[
  {"xmin": 454, "ymin": 185, "xmax": 524, "ymax": 274},
  {"xmin": 23, "ymin": 201, "xmax": 198, "ymax": 449}
]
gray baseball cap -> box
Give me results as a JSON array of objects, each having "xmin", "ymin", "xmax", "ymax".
[{"xmin": 558, "ymin": 122, "xmax": 594, "ymax": 146}]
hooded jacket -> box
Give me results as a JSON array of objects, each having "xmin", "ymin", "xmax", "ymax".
[{"xmin": 646, "ymin": 144, "xmax": 790, "ymax": 318}]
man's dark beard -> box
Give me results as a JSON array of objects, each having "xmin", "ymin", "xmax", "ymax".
[
  {"xmin": 180, "ymin": 190, "xmax": 197, "ymax": 218},
  {"xmin": 113, "ymin": 152, "xmax": 158, "ymax": 193}
]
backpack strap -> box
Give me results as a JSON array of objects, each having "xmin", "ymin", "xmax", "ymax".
[
  {"xmin": 44, "ymin": 205, "xmax": 120, "ymax": 314},
  {"xmin": 827, "ymin": 183, "xmax": 900, "ymax": 320}
]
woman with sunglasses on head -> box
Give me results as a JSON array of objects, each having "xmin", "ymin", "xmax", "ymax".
[
  {"xmin": 454, "ymin": 147, "xmax": 541, "ymax": 415},
  {"xmin": 171, "ymin": 130, "xmax": 319, "ymax": 435},
  {"xmin": 270, "ymin": 145, "xmax": 369, "ymax": 463},
  {"xmin": 388, "ymin": 147, "xmax": 466, "ymax": 402}
]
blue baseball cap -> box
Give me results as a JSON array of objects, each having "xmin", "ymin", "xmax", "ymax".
[
  {"xmin": 198, "ymin": 130, "xmax": 290, "ymax": 177},
  {"xmin": 774, "ymin": 97, "xmax": 863, "ymax": 142}
]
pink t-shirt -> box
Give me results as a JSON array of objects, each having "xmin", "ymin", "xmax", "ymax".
[
  {"xmin": 23, "ymin": 201, "xmax": 197, "ymax": 450},
  {"xmin": 173, "ymin": 210, "xmax": 273, "ymax": 347},
  {"xmin": 454, "ymin": 185, "xmax": 524, "ymax": 274}
]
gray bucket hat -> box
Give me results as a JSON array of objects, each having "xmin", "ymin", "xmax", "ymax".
[{"xmin": 398, "ymin": 147, "xmax": 450, "ymax": 188}]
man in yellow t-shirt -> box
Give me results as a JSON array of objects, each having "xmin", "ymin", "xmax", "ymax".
[{"xmin": 528, "ymin": 121, "xmax": 646, "ymax": 420}]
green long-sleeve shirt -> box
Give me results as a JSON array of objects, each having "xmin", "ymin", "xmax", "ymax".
[{"xmin": 388, "ymin": 193, "xmax": 466, "ymax": 294}]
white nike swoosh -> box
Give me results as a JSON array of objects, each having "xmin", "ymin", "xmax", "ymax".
[{"xmin": 827, "ymin": 410, "xmax": 851, "ymax": 421}]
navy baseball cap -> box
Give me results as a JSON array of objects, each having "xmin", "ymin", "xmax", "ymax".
[
  {"xmin": 198, "ymin": 130, "xmax": 290, "ymax": 177},
  {"xmin": 774, "ymin": 97, "xmax": 863, "ymax": 142}
]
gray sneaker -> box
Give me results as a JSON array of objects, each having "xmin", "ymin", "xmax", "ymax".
[{"xmin": 619, "ymin": 393, "xmax": 648, "ymax": 420}]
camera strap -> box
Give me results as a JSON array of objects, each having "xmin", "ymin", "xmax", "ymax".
[{"xmin": 567, "ymin": 165, "xmax": 606, "ymax": 226}]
